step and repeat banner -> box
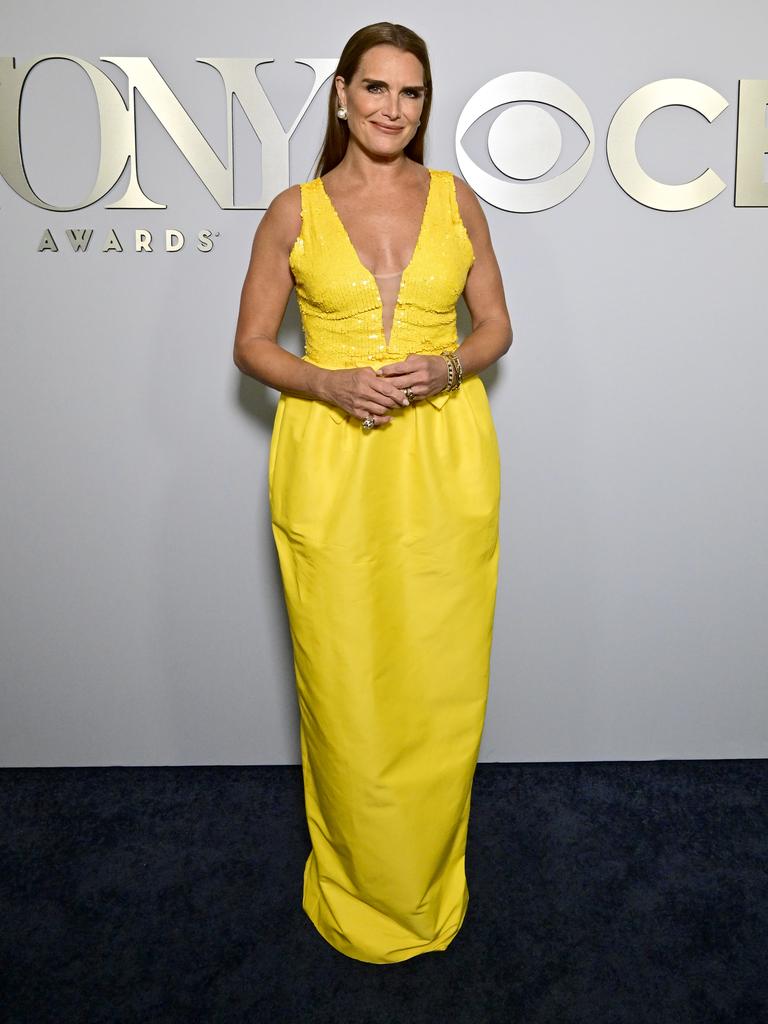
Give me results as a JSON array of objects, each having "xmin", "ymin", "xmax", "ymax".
[{"xmin": 1, "ymin": 1, "xmax": 766, "ymax": 765}]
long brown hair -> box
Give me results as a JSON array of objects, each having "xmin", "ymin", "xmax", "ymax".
[{"xmin": 312, "ymin": 22, "xmax": 433, "ymax": 179}]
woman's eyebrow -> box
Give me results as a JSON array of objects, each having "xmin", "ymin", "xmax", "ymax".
[{"xmin": 361, "ymin": 77, "xmax": 425, "ymax": 91}]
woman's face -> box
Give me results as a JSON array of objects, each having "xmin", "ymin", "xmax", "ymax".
[{"xmin": 336, "ymin": 44, "xmax": 426, "ymax": 156}]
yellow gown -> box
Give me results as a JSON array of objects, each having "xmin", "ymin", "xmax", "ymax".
[{"xmin": 268, "ymin": 167, "xmax": 501, "ymax": 964}]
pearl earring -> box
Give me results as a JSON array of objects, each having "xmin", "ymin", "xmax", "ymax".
[{"xmin": 337, "ymin": 106, "xmax": 348, "ymax": 120}]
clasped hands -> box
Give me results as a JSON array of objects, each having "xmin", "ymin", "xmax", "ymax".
[{"xmin": 325, "ymin": 353, "xmax": 449, "ymax": 425}]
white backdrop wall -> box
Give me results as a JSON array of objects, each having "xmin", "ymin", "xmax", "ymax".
[{"xmin": 2, "ymin": 0, "xmax": 766, "ymax": 766}]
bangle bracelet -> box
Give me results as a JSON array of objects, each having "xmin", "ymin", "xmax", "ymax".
[
  {"xmin": 441, "ymin": 350, "xmax": 463, "ymax": 391},
  {"xmin": 440, "ymin": 352, "xmax": 455, "ymax": 392}
]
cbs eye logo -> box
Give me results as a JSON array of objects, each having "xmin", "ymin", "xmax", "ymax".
[
  {"xmin": 456, "ymin": 71, "xmax": 595, "ymax": 214},
  {"xmin": 455, "ymin": 71, "xmax": 760, "ymax": 212}
]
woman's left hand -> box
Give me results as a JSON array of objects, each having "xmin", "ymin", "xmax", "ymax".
[{"xmin": 373, "ymin": 353, "xmax": 449, "ymax": 401}]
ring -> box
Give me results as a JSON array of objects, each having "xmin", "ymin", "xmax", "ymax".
[
  {"xmin": 404, "ymin": 386, "xmax": 415, "ymax": 402},
  {"xmin": 362, "ymin": 416, "xmax": 376, "ymax": 430}
]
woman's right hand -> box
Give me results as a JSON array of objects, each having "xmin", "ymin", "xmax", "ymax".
[{"xmin": 323, "ymin": 366, "xmax": 410, "ymax": 425}]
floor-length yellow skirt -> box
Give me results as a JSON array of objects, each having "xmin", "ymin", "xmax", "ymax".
[{"xmin": 268, "ymin": 362, "xmax": 501, "ymax": 964}]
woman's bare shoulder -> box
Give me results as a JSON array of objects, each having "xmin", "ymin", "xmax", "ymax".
[
  {"xmin": 451, "ymin": 174, "xmax": 483, "ymax": 217},
  {"xmin": 451, "ymin": 173, "xmax": 489, "ymax": 243},
  {"xmin": 257, "ymin": 182, "xmax": 303, "ymax": 254}
]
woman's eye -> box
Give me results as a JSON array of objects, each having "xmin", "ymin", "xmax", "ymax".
[{"xmin": 365, "ymin": 85, "xmax": 421, "ymax": 98}]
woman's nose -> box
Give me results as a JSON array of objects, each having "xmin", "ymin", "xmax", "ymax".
[{"xmin": 383, "ymin": 97, "xmax": 401, "ymax": 119}]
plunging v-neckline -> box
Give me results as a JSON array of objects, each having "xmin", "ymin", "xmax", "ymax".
[{"xmin": 317, "ymin": 169, "xmax": 434, "ymax": 348}]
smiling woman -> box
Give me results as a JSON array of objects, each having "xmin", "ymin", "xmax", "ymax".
[{"xmin": 233, "ymin": 20, "xmax": 513, "ymax": 965}]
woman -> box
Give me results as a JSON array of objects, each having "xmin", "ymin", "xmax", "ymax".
[{"xmin": 233, "ymin": 22, "xmax": 512, "ymax": 964}]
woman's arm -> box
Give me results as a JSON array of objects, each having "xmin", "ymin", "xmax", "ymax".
[
  {"xmin": 232, "ymin": 186, "xmax": 330, "ymax": 400},
  {"xmin": 452, "ymin": 175, "xmax": 514, "ymax": 374}
]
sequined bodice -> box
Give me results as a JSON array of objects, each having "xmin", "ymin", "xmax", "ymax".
[{"xmin": 288, "ymin": 168, "xmax": 475, "ymax": 369}]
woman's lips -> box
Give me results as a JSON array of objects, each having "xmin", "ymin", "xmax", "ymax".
[{"xmin": 371, "ymin": 122, "xmax": 403, "ymax": 133}]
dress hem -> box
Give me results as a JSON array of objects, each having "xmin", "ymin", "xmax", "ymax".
[{"xmin": 302, "ymin": 888, "xmax": 470, "ymax": 965}]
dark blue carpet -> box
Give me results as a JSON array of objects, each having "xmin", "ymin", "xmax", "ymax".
[{"xmin": 1, "ymin": 760, "xmax": 766, "ymax": 1023}]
